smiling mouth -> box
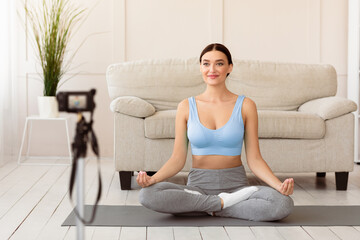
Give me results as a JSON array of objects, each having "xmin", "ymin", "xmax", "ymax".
[{"xmin": 208, "ymin": 75, "xmax": 219, "ymax": 78}]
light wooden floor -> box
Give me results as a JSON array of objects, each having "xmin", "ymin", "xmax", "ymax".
[{"xmin": 1, "ymin": 159, "xmax": 360, "ymax": 240}]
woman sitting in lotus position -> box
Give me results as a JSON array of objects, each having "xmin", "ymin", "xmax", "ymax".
[{"xmin": 136, "ymin": 43, "xmax": 294, "ymax": 221}]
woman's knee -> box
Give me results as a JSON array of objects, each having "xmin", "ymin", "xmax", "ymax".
[
  {"xmin": 272, "ymin": 194, "xmax": 294, "ymax": 220},
  {"xmin": 138, "ymin": 182, "xmax": 174, "ymax": 208},
  {"xmin": 138, "ymin": 183, "xmax": 161, "ymax": 208},
  {"xmin": 139, "ymin": 187, "xmax": 150, "ymax": 207},
  {"xmin": 257, "ymin": 186, "xmax": 294, "ymax": 220}
]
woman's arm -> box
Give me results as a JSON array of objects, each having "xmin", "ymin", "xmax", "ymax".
[
  {"xmin": 242, "ymin": 98, "xmax": 294, "ymax": 196},
  {"xmin": 137, "ymin": 99, "xmax": 189, "ymax": 188}
]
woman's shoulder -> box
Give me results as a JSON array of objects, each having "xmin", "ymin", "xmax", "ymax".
[
  {"xmin": 178, "ymin": 98, "xmax": 190, "ymax": 108},
  {"xmin": 242, "ymin": 96, "xmax": 257, "ymax": 114},
  {"xmin": 177, "ymin": 98, "xmax": 190, "ymax": 115}
]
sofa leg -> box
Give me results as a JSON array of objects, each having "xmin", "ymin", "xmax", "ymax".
[
  {"xmin": 335, "ymin": 172, "xmax": 349, "ymax": 191},
  {"xmin": 119, "ymin": 171, "xmax": 133, "ymax": 190},
  {"xmin": 147, "ymin": 171, "xmax": 157, "ymax": 176},
  {"xmin": 316, "ymin": 172, "xmax": 326, "ymax": 178}
]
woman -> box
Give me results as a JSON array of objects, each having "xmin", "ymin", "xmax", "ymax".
[{"xmin": 137, "ymin": 43, "xmax": 294, "ymax": 221}]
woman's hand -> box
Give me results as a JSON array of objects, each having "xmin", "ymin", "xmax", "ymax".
[
  {"xmin": 136, "ymin": 171, "xmax": 156, "ymax": 188},
  {"xmin": 278, "ymin": 178, "xmax": 294, "ymax": 196}
]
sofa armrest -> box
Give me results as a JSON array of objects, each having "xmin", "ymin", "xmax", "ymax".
[
  {"xmin": 110, "ymin": 96, "xmax": 156, "ymax": 118},
  {"xmin": 298, "ymin": 96, "xmax": 357, "ymax": 120}
]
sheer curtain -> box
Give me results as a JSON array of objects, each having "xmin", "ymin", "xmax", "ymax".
[{"xmin": 0, "ymin": 0, "xmax": 17, "ymax": 166}]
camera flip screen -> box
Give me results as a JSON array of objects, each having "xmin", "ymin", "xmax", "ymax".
[
  {"xmin": 68, "ymin": 95, "xmax": 87, "ymax": 110},
  {"xmin": 57, "ymin": 89, "xmax": 96, "ymax": 113}
]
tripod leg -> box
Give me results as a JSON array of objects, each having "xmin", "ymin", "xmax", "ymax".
[{"xmin": 76, "ymin": 158, "xmax": 85, "ymax": 240}]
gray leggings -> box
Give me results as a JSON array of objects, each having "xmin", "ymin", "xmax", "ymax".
[{"xmin": 139, "ymin": 166, "xmax": 294, "ymax": 221}]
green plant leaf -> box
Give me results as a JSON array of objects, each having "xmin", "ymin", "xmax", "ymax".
[{"xmin": 25, "ymin": 0, "xmax": 86, "ymax": 96}]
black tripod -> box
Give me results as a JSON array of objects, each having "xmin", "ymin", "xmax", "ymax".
[{"xmin": 69, "ymin": 112, "xmax": 102, "ymax": 240}]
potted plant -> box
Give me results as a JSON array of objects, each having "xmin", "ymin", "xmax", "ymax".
[{"xmin": 25, "ymin": 0, "xmax": 85, "ymax": 118}]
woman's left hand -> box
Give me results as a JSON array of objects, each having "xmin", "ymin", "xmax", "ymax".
[{"xmin": 278, "ymin": 178, "xmax": 294, "ymax": 196}]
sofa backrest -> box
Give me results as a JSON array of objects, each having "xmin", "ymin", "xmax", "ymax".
[{"xmin": 106, "ymin": 57, "xmax": 337, "ymax": 111}]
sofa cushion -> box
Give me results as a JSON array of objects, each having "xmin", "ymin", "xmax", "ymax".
[
  {"xmin": 258, "ymin": 111, "xmax": 325, "ymax": 139},
  {"xmin": 110, "ymin": 96, "xmax": 156, "ymax": 118},
  {"xmin": 107, "ymin": 58, "xmax": 337, "ymax": 111},
  {"xmin": 144, "ymin": 110, "xmax": 325, "ymax": 140}
]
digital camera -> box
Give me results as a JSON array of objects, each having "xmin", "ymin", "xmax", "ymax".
[{"xmin": 57, "ymin": 89, "xmax": 96, "ymax": 113}]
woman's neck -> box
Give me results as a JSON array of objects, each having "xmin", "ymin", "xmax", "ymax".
[{"xmin": 200, "ymin": 85, "xmax": 234, "ymax": 102}]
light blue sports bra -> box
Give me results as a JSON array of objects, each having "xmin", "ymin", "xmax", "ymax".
[{"xmin": 187, "ymin": 95, "xmax": 245, "ymax": 156}]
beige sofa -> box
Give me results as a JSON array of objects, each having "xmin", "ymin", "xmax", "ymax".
[{"xmin": 106, "ymin": 58, "xmax": 357, "ymax": 190}]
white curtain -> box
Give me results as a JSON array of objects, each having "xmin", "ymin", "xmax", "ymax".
[{"xmin": 0, "ymin": 0, "xmax": 18, "ymax": 166}]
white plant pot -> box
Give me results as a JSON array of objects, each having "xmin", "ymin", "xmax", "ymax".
[{"xmin": 37, "ymin": 96, "xmax": 59, "ymax": 118}]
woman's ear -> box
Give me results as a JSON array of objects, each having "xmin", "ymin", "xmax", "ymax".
[{"xmin": 228, "ymin": 64, "xmax": 233, "ymax": 74}]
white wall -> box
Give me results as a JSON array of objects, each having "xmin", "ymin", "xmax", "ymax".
[{"xmin": 15, "ymin": 0, "xmax": 349, "ymax": 159}]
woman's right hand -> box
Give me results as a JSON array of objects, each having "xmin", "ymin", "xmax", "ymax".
[
  {"xmin": 278, "ymin": 178, "xmax": 294, "ymax": 196},
  {"xmin": 136, "ymin": 171, "xmax": 156, "ymax": 188}
]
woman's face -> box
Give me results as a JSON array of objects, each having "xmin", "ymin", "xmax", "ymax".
[{"xmin": 200, "ymin": 50, "xmax": 233, "ymax": 86}]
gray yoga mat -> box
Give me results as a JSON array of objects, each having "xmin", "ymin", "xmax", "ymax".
[{"xmin": 62, "ymin": 205, "xmax": 360, "ymax": 227}]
